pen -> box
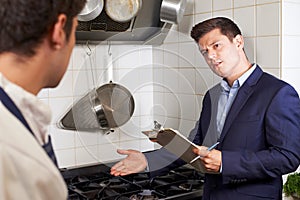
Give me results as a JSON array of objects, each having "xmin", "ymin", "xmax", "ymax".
[
  {"xmin": 189, "ymin": 142, "xmax": 220, "ymax": 164},
  {"xmin": 207, "ymin": 141, "xmax": 220, "ymax": 151}
]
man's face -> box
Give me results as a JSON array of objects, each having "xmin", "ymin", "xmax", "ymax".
[{"xmin": 198, "ymin": 28, "xmax": 242, "ymax": 79}]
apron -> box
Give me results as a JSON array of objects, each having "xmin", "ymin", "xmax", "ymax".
[{"xmin": 0, "ymin": 87, "xmax": 58, "ymax": 166}]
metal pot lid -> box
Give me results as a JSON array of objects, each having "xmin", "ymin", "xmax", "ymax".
[
  {"xmin": 78, "ymin": 0, "xmax": 104, "ymax": 21},
  {"xmin": 105, "ymin": 0, "xmax": 142, "ymax": 22},
  {"xmin": 160, "ymin": 0, "xmax": 187, "ymax": 24}
]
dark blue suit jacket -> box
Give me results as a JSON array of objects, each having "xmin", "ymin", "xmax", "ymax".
[{"xmin": 144, "ymin": 66, "xmax": 300, "ymax": 200}]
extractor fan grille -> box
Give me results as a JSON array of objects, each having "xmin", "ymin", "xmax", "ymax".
[{"xmin": 77, "ymin": 10, "xmax": 132, "ymax": 32}]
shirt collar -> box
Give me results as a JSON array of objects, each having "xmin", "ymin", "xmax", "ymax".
[
  {"xmin": 0, "ymin": 73, "xmax": 51, "ymax": 144},
  {"xmin": 221, "ymin": 64, "xmax": 257, "ymax": 91},
  {"xmin": 238, "ymin": 63, "xmax": 256, "ymax": 87}
]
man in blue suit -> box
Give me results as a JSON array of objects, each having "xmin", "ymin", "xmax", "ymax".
[{"xmin": 111, "ymin": 17, "xmax": 300, "ymax": 200}]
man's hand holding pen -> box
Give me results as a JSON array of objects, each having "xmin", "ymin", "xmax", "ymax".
[{"xmin": 192, "ymin": 142, "xmax": 222, "ymax": 173}]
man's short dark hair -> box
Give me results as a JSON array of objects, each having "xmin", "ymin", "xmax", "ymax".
[
  {"xmin": 0, "ymin": 0, "xmax": 86, "ymax": 57},
  {"xmin": 191, "ymin": 17, "xmax": 242, "ymax": 43}
]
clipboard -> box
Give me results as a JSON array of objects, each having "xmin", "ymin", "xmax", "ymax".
[{"xmin": 143, "ymin": 128, "xmax": 207, "ymax": 173}]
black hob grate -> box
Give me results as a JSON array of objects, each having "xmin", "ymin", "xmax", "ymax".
[{"xmin": 60, "ymin": 164, "xmax": 203, "ymax": 200}]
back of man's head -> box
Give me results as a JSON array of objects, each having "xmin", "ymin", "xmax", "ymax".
[{"xmin": 0, "ymin": 0, "xmax": 86, "ymax": 57}]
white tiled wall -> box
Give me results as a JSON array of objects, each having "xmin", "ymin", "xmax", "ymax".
[
  {"xmin": 282, "ymin": 0, "xmax": 300, "ymax": 94},
  {"xmin": 39, "ymin": 0, "xmax": 299, "ymax": 198}
]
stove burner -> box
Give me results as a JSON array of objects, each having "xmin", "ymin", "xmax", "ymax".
[
  {"xmin": 71, "ymin": 175, "xmax": 90, "ymax": 183},
  {"xmin": 129, "ymin": 190, "xmax": 159, "ymax": 200}
]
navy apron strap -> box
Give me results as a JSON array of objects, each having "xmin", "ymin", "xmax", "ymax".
[
  {"xmin": 0, "ymin": 87, "xmax": 58, "ymax": 166},
  {"xmin": 42, "ymin": 136, "xmax": 58, "ymax": 166},
  {"xmin": 0, "ymin": 87, "xmax": 33, "ymax": 133}
]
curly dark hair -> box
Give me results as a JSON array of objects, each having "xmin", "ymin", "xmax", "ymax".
[
  {"xmin": 191, "ymin": 17, "xmax": 242, "ymax": 43},
  {"xmin": 0, "ymin": 0, "xmax": 86, "ymax": 57}
]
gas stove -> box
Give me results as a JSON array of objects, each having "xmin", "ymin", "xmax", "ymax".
[{"xmin": 60, "ymin": 163, "xmax": 204, "ymax": 200}]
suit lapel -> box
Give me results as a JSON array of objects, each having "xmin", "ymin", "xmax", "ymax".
[{"xmin": 219, "ymin": 66, "xmax": 264, "ymax": 141}]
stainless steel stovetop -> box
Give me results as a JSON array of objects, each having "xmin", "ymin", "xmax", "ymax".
[{"xmin": 60, "ymin": 163, "xmax": 204, "ymax": 200}]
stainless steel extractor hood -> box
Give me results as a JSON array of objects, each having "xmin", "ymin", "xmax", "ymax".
[{"xmin": 75, "ymin": 0, "xmax": 186, "ymax": 45}]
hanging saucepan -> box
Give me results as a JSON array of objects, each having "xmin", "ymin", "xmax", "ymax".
[
  {"xmin": 78, "ymin": 0, "xmax": 104, "ymax": 21},
  {"xmin": 160, "ymin": 0, "xmax": 187, "ymax": 24},
  {"xmin": 58, "ymin": 44, "xmax": 135, "ymax": 132},
  {"xmin": 58, "ymin": 82, "xmax": 135, "ymax": 131},
  {"xmin": 105, "ymin": 0, "xmax": 142, "ymax": 22}
]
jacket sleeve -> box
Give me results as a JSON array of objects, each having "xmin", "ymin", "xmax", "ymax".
[{"xmin": 144, "ymin": 120, "xmax": 200, "ymax": 177}]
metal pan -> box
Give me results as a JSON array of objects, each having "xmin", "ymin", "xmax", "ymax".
[
  {"xmin": 58, "ymin": 82, "xmax": 135, "ymax": 131},
  {"xmin": 105, "ymin": 0, "xmax": 142, "ymax": 22},
  {"xmin": 160, "ymin": 0, "xmax": 187, "ymax": 24},
  {"xmin": 78, "ymin": 0, "xmax": 104, "ymax": 21}
]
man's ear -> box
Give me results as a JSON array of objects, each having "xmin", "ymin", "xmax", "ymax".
[
  {"xmin": 234, "ymin": 34, "xmax": 244, "ymax": 49},
  {"xmin": 51, "ymin": 14, "xmax": 67, "ymax": 49}
]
